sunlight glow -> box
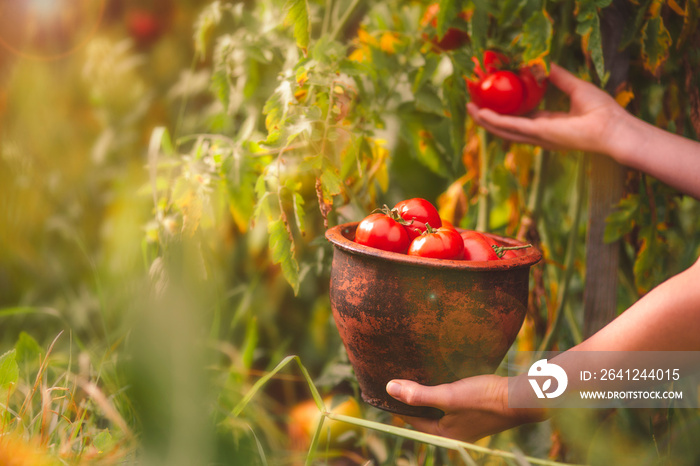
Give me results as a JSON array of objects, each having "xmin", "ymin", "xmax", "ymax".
[{"xmin": 29, "ymin": 0, "xmax": 61, "ymax": 20}]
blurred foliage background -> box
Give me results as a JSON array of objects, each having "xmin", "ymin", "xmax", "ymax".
[{"xmin": 1, "ymin": 0, "xmax": 700, "ymax": 465}]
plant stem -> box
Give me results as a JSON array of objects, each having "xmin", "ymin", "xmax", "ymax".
[
  {"xmin": 476, "ymin": 127, "xmax": 490, "ymax": 231},
  {"xmin": 527, "ymin": 149, "xmax": 548, "ymax": 216},
  {"xmin": 322, "ymin": 0, "xmax": 333, "ymax": 37},
  {"xmin": 330, "ymin": 0, "xmax": 363, "ymax": 42},
  {"xmin": 326, "ymin": 412, "xmax": 584, "ymax": 466}
]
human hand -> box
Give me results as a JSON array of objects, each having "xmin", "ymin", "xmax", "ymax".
[
  {"xmin": 385, "ymin": 375, "xmax": 548, "ymax": 442},
  {"xmin": 467, "ymin": 63, "xmax": 630, "ymax": 156}
]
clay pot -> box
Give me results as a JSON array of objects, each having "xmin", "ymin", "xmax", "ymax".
[{"xmin": 325, "ymin": 222, "xmax": 542, "ymax": 418}]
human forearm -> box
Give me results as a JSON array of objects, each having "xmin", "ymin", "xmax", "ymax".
[
  {"xmin": 607, "ymin": 114, "xmax": 700, "ymax": 199},
  {"xmin": 573, "ymin": 257, "xmax": 700, "ymax": 352}
]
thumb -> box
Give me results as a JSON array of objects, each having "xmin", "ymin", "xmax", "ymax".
[{"xmin": 386, "ymin": 380, "xmax": 452, "ymax": 411}]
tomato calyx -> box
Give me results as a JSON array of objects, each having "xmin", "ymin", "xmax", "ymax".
[
  {"xmin": 373, "ymin": 205, "xmax": 413, "ymax": 226},
  {"xmin": 490, "ymin": 243, "xmax": 532, "ymax": 258},
  {"xmin": 423, "ymin": 223, "xmax": 439, "ymax": 234}
]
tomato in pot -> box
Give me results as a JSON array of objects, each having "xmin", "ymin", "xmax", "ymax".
[
  {"xmin": 408, "ymin": 225, "xmax": 465, "ymax": 260},
  {"xmin": 394, "ymin": 198, "xmax": 442, "ymax": 239},
  {"xmin": 355, "ymin": 213, "xmax": 411, "ymax": 254},
  {"xmin": 460, "ymin": 230, "xmax": 500, "ymax": 261}
]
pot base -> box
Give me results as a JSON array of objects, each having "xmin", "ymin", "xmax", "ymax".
[{"xmin": 361, "ymin": 393, "xmax": 444, "ymax": 419}]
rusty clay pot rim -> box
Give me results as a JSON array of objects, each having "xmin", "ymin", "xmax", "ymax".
[{"xmin": 325, "ymin": 222, "xmax": 542, "ymax": 272}]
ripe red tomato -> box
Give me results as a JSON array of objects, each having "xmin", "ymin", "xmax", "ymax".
[
  {"xmin": 460, "ymin": 230, "xmax": 500, "ymax": 261},
  {"xmin": 472, "ymin": 50, "xmax": 510, "ymax": 77},
  {"xmin": 468, "ymin": 70, "xmax": 524, "ymax": 115},
  {"xmin": 420, "ymin": 3, "xmax": 471, "ymax": 51},
  {"xmin": 127, "ymin": 9, "xmax": 161, "ymax": 45},
  {"xmin": 517, "ymin": 66, "xmax": 548, "ymax": 115},
  {"xmin": 440, "ymin": 219, "xmax": 456, "ymax": 231},
  {"xmin": 394, "ymin": 198, "xmax": 442, "ymax": 240},
  {"xmin": 466, "ymin": 51, "xmax": 548, "ymax": 116},
  {"xmin": 408, "ymin": 226, "xmax": 464, "ymax": 260},
  {"xmin": 355, "ymin": 213, "xmax": 411, "ymax": 253}
]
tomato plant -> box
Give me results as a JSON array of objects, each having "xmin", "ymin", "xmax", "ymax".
[
  {"xmin": 408, "ymin": 225, "xmax": 465, "ymax": 260},
  {"xmin": 355, "ymin": 212, "xmax": 411, "ymax": 254}
]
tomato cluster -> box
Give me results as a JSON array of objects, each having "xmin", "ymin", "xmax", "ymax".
[
  {"xmin": 354, "ymin": 198, "xmax": 529, "ymax": 261},
  {"xmin": 465, "ymin": 50, "xmax": 548, "ymax": 115}
]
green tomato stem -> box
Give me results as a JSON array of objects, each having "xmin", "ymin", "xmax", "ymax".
[{"xmin": 491, "ymin": 244, "xmax": 532, "ymax": 258}]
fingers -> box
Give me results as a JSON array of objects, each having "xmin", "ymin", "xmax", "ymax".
[
  {"xmin": 467, "ymin": 104, "xmax": 549, "ymax": 145},
  {"xmin": 547, "ymin": 63, "xmax": 580, "ymax": 96},
  {"xmin": 386, "ymin": 380, "xmax": 454, "ymax": 411}
]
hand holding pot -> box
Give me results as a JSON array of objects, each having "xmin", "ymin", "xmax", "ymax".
[{"xmin": 385, "ymin": 375, "xmax": 547, "ymax": 442}]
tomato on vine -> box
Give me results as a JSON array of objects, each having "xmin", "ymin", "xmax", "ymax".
[
  {"xmin": 408, "ymin": 225, "xmax": 464, "ymax": 260},
  {"xmin": 420, "ymin": 3, "xmax": 471, "ymax": 52},
  {"xmin": 465, "ymin": 50, "xmax": 548, "ymax": 116},
  {"xmin": 517, "ymin": 66, "xmax": 548, "ymax": 115},
  {"xmin": 469, "ymin": 70, "xmax": 524, "ymax": 115},
  {"xmin": 355, "ymin": 213, "xmax": 411, "ymax": 254}
]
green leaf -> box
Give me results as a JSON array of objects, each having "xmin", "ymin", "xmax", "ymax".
[
  {"xmin": 93, "ymin": 431, "xmax": 114, "ymax": 453},
  {"xmin": 226, "ymin": 155, "xmax": 258, "ymax": 232},
  {"xmin": 412, "ymin": 56, "xmax": 440, "ymax": 94},
  {"xmin": 641, "ymin": 14, "xmax": 672, "ymax": 76},
  {"xmin": 320, "ymin": 166, "xmax": 343, "ymax": 198},
  {"xmin": 620, "ymin": 0, "xmax": 654, "ymax": 50},
  {"xmin": 499, "ymin": 0, "xmax": 527, "ymax": 27},
  {"xmin": 292, "ymin": 192, "xmax": 306, "ymax": 235},
  {"xmin": 211, "ymin": 69, "xmax": 231, "ymax": 107},
  {"xmin": 604, "ymin": 195, "xmax": 640, "ymax": 243},
  {"xmin": 437, "ymin": 0, "xmax": 460, "ymax": 38},
  {"xmin": 285, "ymin": 0, "xmax": 311, "ymax": 54},
  {"xmin": 575, "ymin": 0, "xmax": 606, "ymax": 82},
  {"xmin": 521, "ymin": 9, "xmax": 552, "ymax": 64},
  {"xmin": 443, "ymin": 74, "xmax": 467, "ymax": 173},
  {"xmin": 268, "ymin": 218, "xmax": 300, "ymax": 294},
  {"xmin": 340, "ymin": 135, "xmax": 362, "ymax": 180},
  {"xmin": 0, "ymin": 349, "xmax": 19, "ymax": 390},
  {"xmin": 194, "ymin": 2, "xmax": 225, "ymax": 60},
  {"xmin": 633, "ymin": 226, "xmax": 667, "ymax": 293},
  {"xmin": 415, "ymin": 87, "xmax": 445, "ymax": 116},
  {"xmin": 263, "ymin": 80, "xmax": 293, "ymax": 133},
  {"xmin": 399, "ymin": 110, "xmax": 451, "ymax": 177},
  {"xmin": 242, "ymin": 317, "xmax": 259, "ymax": 369},
  {"xmin": 469, "ymin": 0, "xmax": 489, "ymax": 55},
  {"xmin": 15, "ymin": 331, "xmax": 42, "ymax": 366}
]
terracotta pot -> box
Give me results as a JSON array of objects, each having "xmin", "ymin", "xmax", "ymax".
[{"xmin": 325, "ymin": 222, "xmax": 542, "ymax": 418}]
